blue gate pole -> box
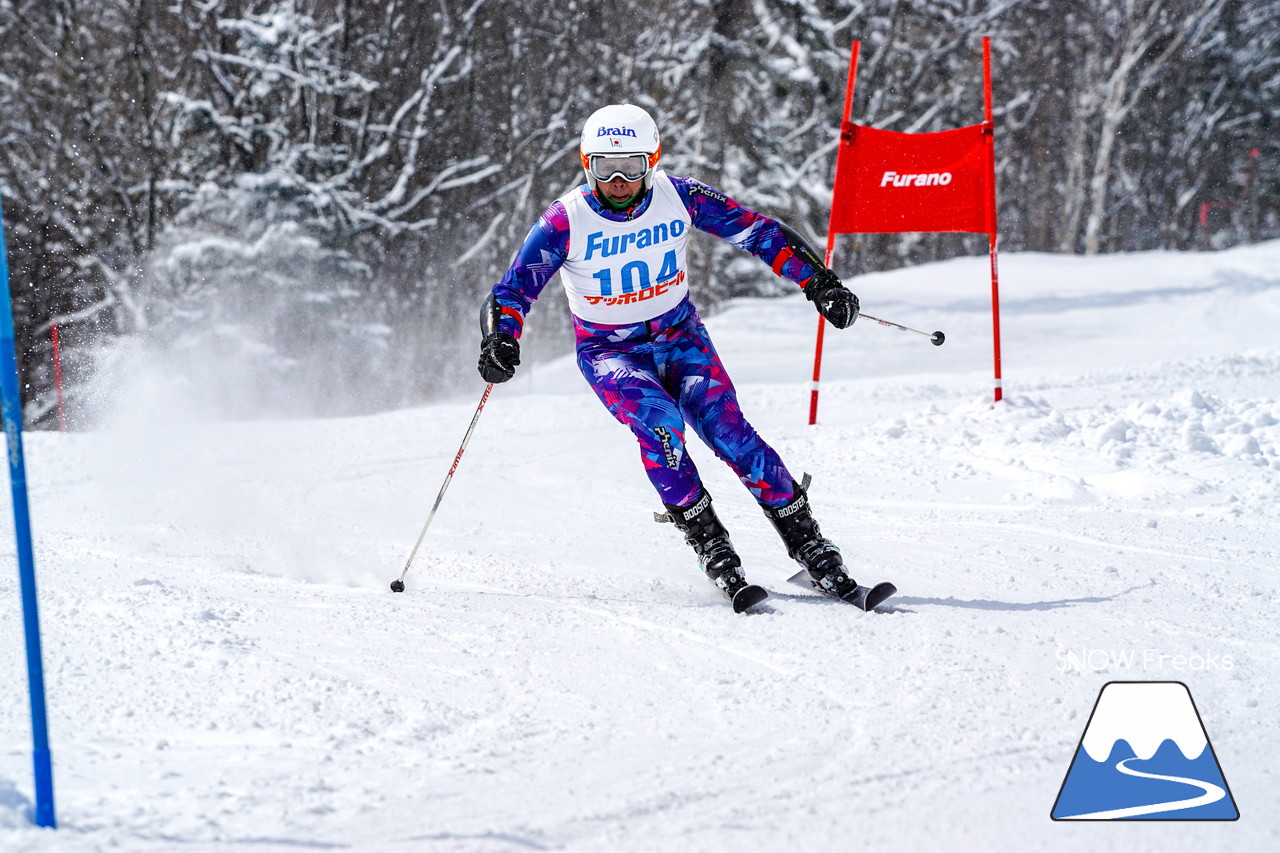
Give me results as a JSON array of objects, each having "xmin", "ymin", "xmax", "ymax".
[{"xmin": 0, "ymin": 198, "xmax": 57, "ymax": 828}]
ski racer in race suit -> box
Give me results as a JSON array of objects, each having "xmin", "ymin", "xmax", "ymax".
[{"xmin": 478, "ymin": 103, "xmax": 863, "ymax": 609}]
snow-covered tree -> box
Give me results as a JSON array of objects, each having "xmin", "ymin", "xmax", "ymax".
[{"xmin": 2, "ymin": 0, "xmax": 1279, "ymax": 423}]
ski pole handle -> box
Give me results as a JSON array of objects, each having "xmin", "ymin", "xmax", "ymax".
[
  {"xmin": 391, "ymin": 382, "xmax": 494, "ymax": 592},
  {"xmin": 859, "ymin": 312, "xmax": 945, "ymax": 346}
]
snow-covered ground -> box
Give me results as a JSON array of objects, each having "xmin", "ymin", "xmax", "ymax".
[{"xmin": 3, "ymin": 241, "xmax": 1279, "ymax": 852}]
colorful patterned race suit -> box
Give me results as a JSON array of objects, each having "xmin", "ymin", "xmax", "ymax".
[{"xmin": 487, "ymin": 173, "xmax": 823, "ymax": 509}]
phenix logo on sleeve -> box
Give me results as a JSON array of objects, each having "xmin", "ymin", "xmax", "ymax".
[{"xmin": 558, "ymin": 170, "xmax": 692, "ymax": 324}]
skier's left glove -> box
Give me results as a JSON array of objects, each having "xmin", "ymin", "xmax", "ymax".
[
  {"xmin": 478, "ymin": 332, "xmax": 520, "ymax": 383},
  {"xmin": 805, "ymin": 270, "xmax": 859, "ymax": 329}
]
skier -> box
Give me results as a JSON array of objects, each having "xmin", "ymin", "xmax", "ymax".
[{"xmin": 478, "ymin": 103, "xmax": 870, "ymax": 611}]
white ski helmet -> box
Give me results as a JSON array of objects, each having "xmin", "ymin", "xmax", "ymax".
[{"xmin": 579, "ymin": 104, "xmax": 662, "ymax": 191}]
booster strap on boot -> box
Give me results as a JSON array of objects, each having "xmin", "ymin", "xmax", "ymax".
[
  {"xmin": 769, "ymin": 472, "xmax": 815, "ymax": 520},
  {"xmin": 655, "ymin": 490, "xmax": 714, "ymax": 526}
]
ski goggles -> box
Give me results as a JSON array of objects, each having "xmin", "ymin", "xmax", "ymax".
[{"xmin": 587, "ymin": 152, "xmax": 653, "ymax": 183}]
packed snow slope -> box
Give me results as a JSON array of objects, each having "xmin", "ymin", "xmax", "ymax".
[{"xmin": 4, "ymin": 241, "xmax": 1280, "ymax": 852}]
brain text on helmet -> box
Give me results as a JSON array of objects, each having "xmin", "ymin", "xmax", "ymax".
[{"xmin": 597, "ymin": 127, "xmax": 638, "ymax": 138}]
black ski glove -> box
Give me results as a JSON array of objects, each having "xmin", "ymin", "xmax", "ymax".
[
  {"xmin": 478, "ymin": 332, "xmax": 520, "ymax": 383},
  {"xmin": 805, "ymin": 269, "xmax": 859, "ymax": 329}
]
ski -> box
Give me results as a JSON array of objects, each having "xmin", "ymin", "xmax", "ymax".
[
  {"xmin": 786, "ymin": 570, "xmax": 897, "ymax": 611},
  {"xmin": 731, "ymin": 583, "xmax": 769, "ymax": 613},
  {"xmin": 843, "ymin": 581, "xmax": 897, "ymax": 611}
]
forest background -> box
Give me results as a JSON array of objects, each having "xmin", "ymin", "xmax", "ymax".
[{"xmin": 0, "ymin": 0, "xmax": 1275, "ymax": 425}]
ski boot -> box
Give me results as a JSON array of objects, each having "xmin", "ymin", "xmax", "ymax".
[
  {"xmin": 763, "ymin": 477, "xmax": 897, "ymax": 610},
  {"xmin": 661, "ymin": 490, "xmax": 768, "ymax": 613},
  {"xmin": 762, "ymin": 478, "xmax": 862, "ymax": 602}
]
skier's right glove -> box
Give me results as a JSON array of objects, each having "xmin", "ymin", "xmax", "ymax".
[
  {"xmin": 804, "ymin": 269, "xmax": 859, "ymax": 329},
  {"xmin": 478, "ymin": 332, "xmax": 520, "ymax": 383}
]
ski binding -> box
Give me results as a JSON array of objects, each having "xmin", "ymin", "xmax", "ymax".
[{"xmin": 786, "ymin": 570, "xmax": 896, "ymax": 611}]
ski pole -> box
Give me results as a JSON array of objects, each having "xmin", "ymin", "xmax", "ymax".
[
  {"xmin": 859, "ymin": 312, "xmax": 945, "ymax": 346},
  {"xmin": 390, "ymin": 382, "xmax": 494, "ymax": 593}
]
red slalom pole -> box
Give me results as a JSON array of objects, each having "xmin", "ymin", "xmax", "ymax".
[
  {"xmin": 810, "ymin": 39, "xmax": 861, "ymax": 426},
  {"xmin": 983, "ymin": 36, "xmax": 1004, "ymax": 404},
  {"xmin": 51, "ymin": 324, "xmax": 66, "ymax": 431}
]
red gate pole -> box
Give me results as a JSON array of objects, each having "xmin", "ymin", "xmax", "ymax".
[
  {"xmin": 982, "ymin": 36, "xmax": 1003, "ymax": 404},
  {"xmin": 809, "ymin": 39, "xmax": 861, "ymax": 425},
  {"xmin": 51, "ymin": 323, "xmax": 66, "ymax": 431}
]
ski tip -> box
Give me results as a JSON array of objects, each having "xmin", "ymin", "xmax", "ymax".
[
  {"xmin": 859, "ymin": 582, "xmax": 897, "ymax": 611},
  {"xmin": 732, "ymin": 585, "xmax": 769, "ymax": 613}
]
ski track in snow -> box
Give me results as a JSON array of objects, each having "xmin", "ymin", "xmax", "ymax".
[{"xmin": 3, "ymin": 242, "xmax": 1280, "ymax": 851}]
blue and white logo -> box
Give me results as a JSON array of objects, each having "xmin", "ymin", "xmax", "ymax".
[{"xmin": 1052, "ymin": 681, "xmax": 1238, "ymax": 820}]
